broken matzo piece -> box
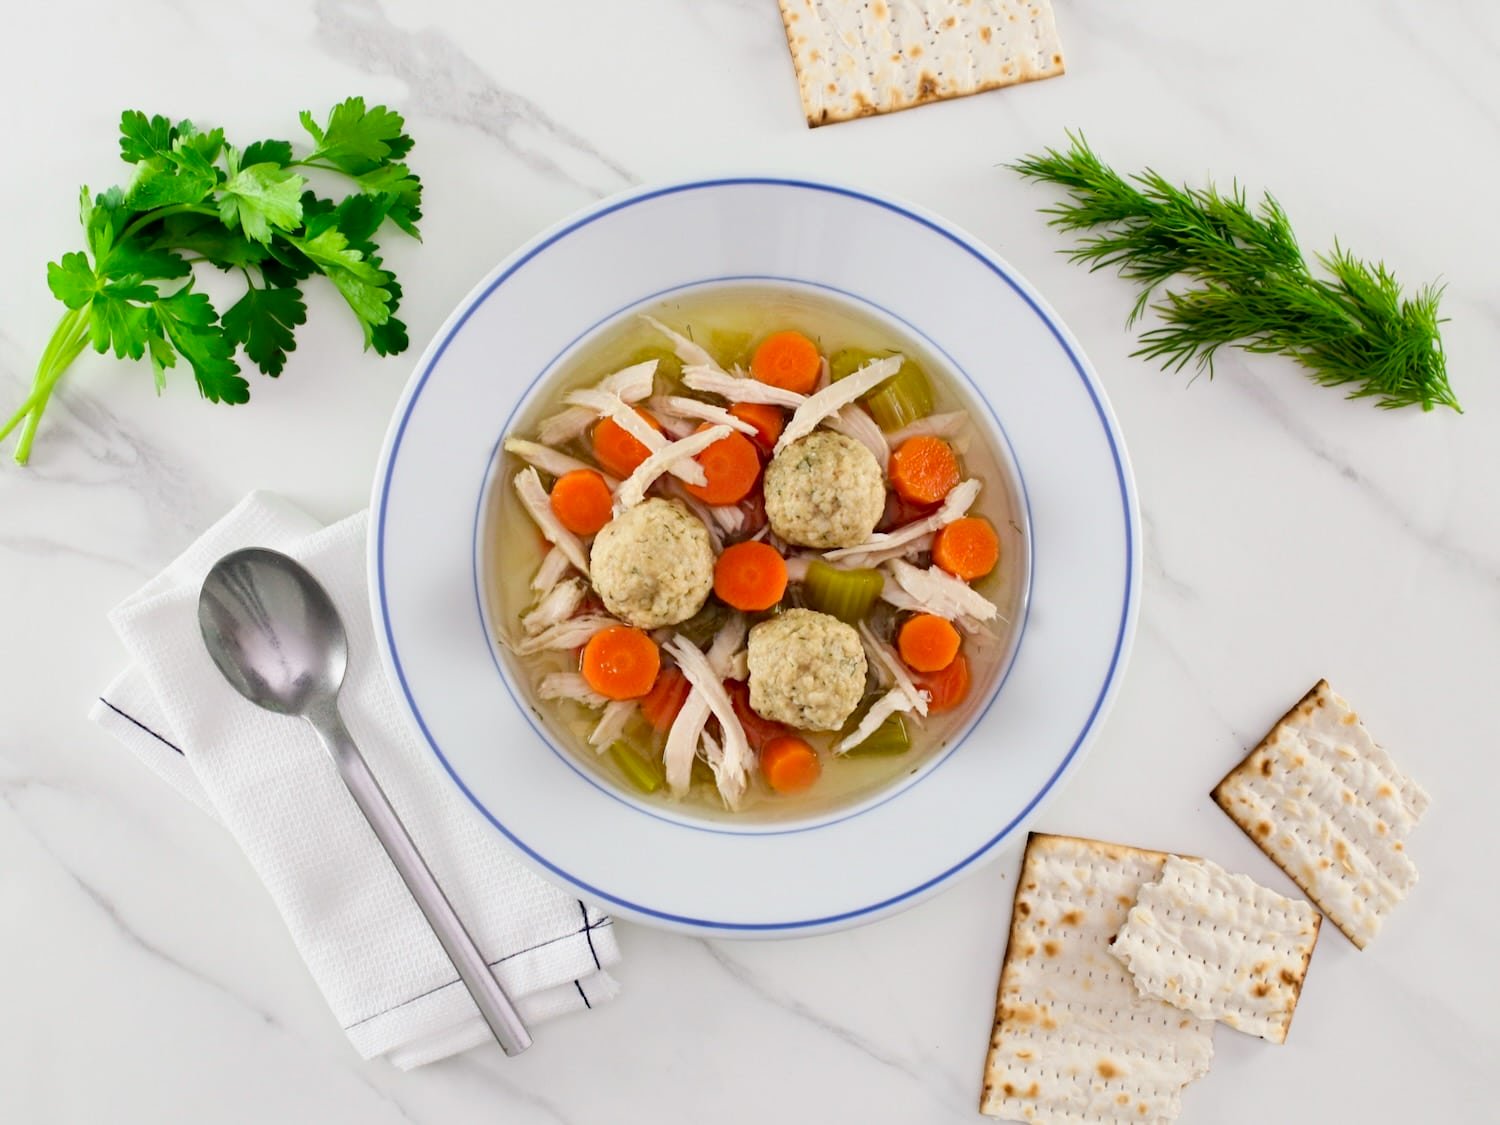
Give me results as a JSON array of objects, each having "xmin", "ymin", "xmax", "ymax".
[
  {"xmin": 980, "ymin": 834, "xmax": 1215, "ymax": 1124},
  {"xmin": 778, "ymin": 0, "xmax": 1066, "ymax": 128},
  {"xmin": 1109, "ymin": 856, "xmax": 1322, "ymax": 1045},
  {"xmin": 1212, "ymin": 679, "xmax": 1430, "ymax": 950}
]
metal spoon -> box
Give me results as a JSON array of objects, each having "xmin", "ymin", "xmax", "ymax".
[{"xmin": 197, "ymin": 546, "xmax": 532, "ymax": 1057}]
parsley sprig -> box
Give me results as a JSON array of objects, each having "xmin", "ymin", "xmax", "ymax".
[
  {"xmin": 1010, "ymin": 133, "xmax": 1456, "ymax": 413},
  {"xmin": 2, "ymin": 97, "xmax": 422, "ymax": 464}
]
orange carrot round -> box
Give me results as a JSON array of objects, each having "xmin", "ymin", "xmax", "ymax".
[
  {"xmin": 898, "ymin": 613, "xmax": 961, "ymax": 672},
  {"xmin": 592, "ymin": 407, "xmax": 662, "ymax": 479},
  {"xmin": 889, "ymin": 436, "xmax": 960, "ymax": 505},
  {"xmin": 916, "ymin": 652, "xmax": 970, "ymax": 713},
  {"xmin": 549, "ymin": 469, "xmax": 614, "ymax": 536},
  {"xmin": 729, "ymin": 402, "xmax": 785, "ymax": 453},
  {"xmin": 750, "ymin": 331, "xmax": 822, "ymax": 394},
  {"xmin": 713, "ymin": 540, "xmax": 788, "ymax": 611},
  {"xmin": 932, "ymin": 516, "xmax": 1000, "ymax": 580},
  {"xmin": 684, "ymin": 425, "xmax": 761, "ymax": 505},
  {"xmin": 580, "ymin": 626, "xmax": 660, "ymax": 700},
  {"xmin": 639, "ymin": 666, "xmax": 690, "ymax": 731},
  {"xmin": 759, "ymin": 734, "xmax": 822, "ymax": 794}
]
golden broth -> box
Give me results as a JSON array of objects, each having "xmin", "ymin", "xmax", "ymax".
[{"xmin": 482, "ymin": 283, "xmax": 1027, "ymax": 823}]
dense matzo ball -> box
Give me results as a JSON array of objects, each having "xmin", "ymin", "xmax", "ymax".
[
  {"xmin": 763, "ymin": 432, "xmax": 885, "ymax": 549},
  {"xmin": 589, "ymin": 498, "xmax": 714, "ymax": 628},
  {"xmin": 746, "ymin": 608, "xmax": 867, "ymax": 731}
]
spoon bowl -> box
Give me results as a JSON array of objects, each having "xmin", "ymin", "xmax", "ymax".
[{"xmin": 198, "ymin": 547, "xmax": 348, "ymax": 717}]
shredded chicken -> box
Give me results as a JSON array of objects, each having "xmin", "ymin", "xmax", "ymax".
[
  {"xmin": 646, "ymin": 401, "xmax": 698, "ymax": 440},
  {"xmin": 707, "ymin": 613, "xmax": 748, "ymax": 676},
  {"xmin": 641, "ymin": 315, "xmax": 723, "ymax": 371},
  {"xmin": 814, "ymin": 354, "xmax": 831, "ymax": 392},
  {"xmin": 521, "ymin": 578, "xmax": 587, "ymax": 637},
  {"xmin": 725, "ymin": 650, "xmax": 749, "ymax": 681},
  {"xmin": 824, "ymin": 404, "xmax": 889, "ymax": 466},
  {"xmin": 588, "ymin": 700, "xmax": 636, "ymax": 750},
  {"xmin": 531, "ymin": 545, "xmax": 572, "ymax": 595},
  {"xmin": 774, "ymin": 355, "xmax": 902, "ymax": 454},
  {"xmin": 663, "ymin": 693, "xmax": 712, "ymax": 796},
  {"xmin": 514, "ymin": 467, "xmax": 590, "ymax": 575},
  {"xmin": 667, "ymin": 636, "xmax": 753, "ymax": 809},
  {"xmin": 663, "ymin": 480, "xmax": 724, "ymax": 552},
  {"xmin": 833, "ymin": 531, "xmax": 934, "ymax": 571},
  {"xmin": 858, "ymin": 621, "xmax": 929, "ymax": 716},
  {"xmin": 782, "ymin": 554, "xmax": 815, "ymax": 583},
  {"xmin": 878, "ymin": 574, "xmax": 926, "ymax": 615},
  {"xmin": 563, "ymin": 388, "xmax": 706, "ymax": 487},
  {"xmin": 886, "ymin": 559, "xmax": 1000, "ymax": 623},
  {"xmin": 537, "ymin": 360, "xmax": 657, "ymax": 445},
  {"xmin": 822, "ymin": 478, "xmax": 980, "ymax": 562},
  {"xmin": 656, "ymin": 395, "xmax": 757, "ymax": 437},
  {"xmin": 503, "ymin": 438, "xmax": 618, "ymax": 488},
  {"xmin": 537, "ymin": 672, "xmax": 609, "ymax": 710},
  {"xmin": 661, "ymin": 615, "xmax": 748, "ymax": 797},
  {"xmin": 836, "ymin": 689, "xmax": 916, "ymax": 754},
  {"xmin": 683, "ymin": 365, "xmax": 805, "ymax": 408},
  {"xmin": 512, "ymin": 613, "xmax": 617, "ymax": 655},
  {"xmin": 614, "ymin": 424, "xmax": 732, "ymax": 511},
  {"xmin": 707, "ymin": 504, "xmax": 744, "ymax": 535}
]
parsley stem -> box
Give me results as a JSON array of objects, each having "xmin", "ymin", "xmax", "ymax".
[
  {"xmin": 119, "ymin": 202, "xmax": 217, "ymax": 242},
  {"xmin": 2, "ymin": 307, "xmax": 90, "ymax": 464}
]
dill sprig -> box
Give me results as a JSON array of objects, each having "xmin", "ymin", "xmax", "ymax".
[{"xmin": 1009, "ymin": 133, "xmax": 1457, "ymax": 413}]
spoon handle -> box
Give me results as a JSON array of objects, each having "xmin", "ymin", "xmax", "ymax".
[{"xmin": 309, "ymin": 707, "xmax": 533, "ymax": 1057}]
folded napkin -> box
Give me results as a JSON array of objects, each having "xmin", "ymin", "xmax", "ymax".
[{"xmin": 91, "ymin": 492, "xmax": 619, "ymax": 1069}]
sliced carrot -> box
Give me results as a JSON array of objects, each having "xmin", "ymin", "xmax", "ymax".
[
  {"xmin": 592, "ymin": 407, "xmax": 662, "ymax": 479},
  {"xmin": 759, "ymin": 735, "xmax": 822, "ymax": 794},
  {"xmin": 897, "ymin": 613, "xmax": 961, "ymax": 672},
  {"xmin": 915, "ymin": 652, "xmax": 970, "ymax": 713},
  {"xmin": 750, "ymin": 331, "xmax": 822, "ymax": 394},
  {"xmin": 889, "ymin": 436, "xmax": 960, "ymax": 506},
  {"xmin": 684, "ymin": 424, "xmax": 761, "ymax": 505},
  {"xmin": 639, "ymin": 666, "xmax": 691, "ymax": 731},
  {"xmin": 580, "ymin": 625, "xmax": 661, "ymax": 700},
  {"xmin": 549, "ymin": 469, "xmax": 614, "ymax": 536},
  {"xmin": 725, "ymin": 679, "xmax": 788, "ymax": 750},
  {"xmin": 714, "ymin": 540, "xmax": 788, "ymax": 611},
  {"xmin": 932, "ymin": 516, "xmax": 1000, "ymax": 580},
  {"xmin": 729, "ymin": 402, "xmax": 785, "ymax": 453}
]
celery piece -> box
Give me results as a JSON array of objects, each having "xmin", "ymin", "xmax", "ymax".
[
  {"xmin": 829, "ymin": 347, "xmax": 883, "ymax": 382},
  {"xmin": 844, "ymin": 713, "xmax": 912, "ymax": 756},
  {"xmin": 829, "ymin": 348, "xmax": 934, "ymax": 430},
  {"xmin": 864, "ymin": 360, "xmax": 934, "ymax": 431},
  {"xmin": 627, "ymin": 345, "xmax": 684, "ymax": 391},
  {"xmin": 609, "ymin": 741, "xmax": 665, "ymax": 793},
  {"xmin": 708, "ymin": 328, "xmax": 754, "ymax": 370},
  {"xmin": 802, "ymin": 559, "xmax": 884, "ymax": 623},
  {"xmin": 675, "ymin": 600, "xmax": 727, "ymax": 647}
]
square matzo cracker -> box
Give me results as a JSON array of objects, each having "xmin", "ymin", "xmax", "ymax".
[
  {"xmin": 1212, "ymin": 679, "xmax": 1430, "ymax": 950},
  {"xmin": 980, "ymin": 834, "xmax": 1215, "ymax": 1124},
  {"xmin": 1110, "ymin": 855, "xmax": 1322, "ymax": 1044},
  {"xmin": 778, "ymin": 0, "xmax": 1066, "ymax": 127}
]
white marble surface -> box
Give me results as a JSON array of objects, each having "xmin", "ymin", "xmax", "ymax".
[{"xmin": 2, "ymin": 1, "xmax": 1496, "ymax": 1121}]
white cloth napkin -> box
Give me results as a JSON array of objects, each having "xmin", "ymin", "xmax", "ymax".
[{"xmin": 90, "ymin": 492, "xmax": 620, "ymax": 1069}]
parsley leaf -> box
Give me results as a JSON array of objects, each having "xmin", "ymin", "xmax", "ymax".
[
  {"xmin": 301, "ymin": 96, "xmax": 413, "ymax": 173},
  {"xmin": 221, "ymin": 284, "xmax": 307, "ymax": 376},
  {"xmin": 218, "ymin": 155, "xmax": 305, "ymax": 243},
  {"xmin": 153, "ymin": 287, "xmax": 246, "ymax": 403},
  {"xmin": 3, "ymin": 98, "xmax": 422, "ymax": 464}
]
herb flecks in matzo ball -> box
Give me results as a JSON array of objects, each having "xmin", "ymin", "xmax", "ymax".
[
  {"xmin": 747, "ymin": 608, "xmax": 867, "ymax": 731},
  {"xmin": 764, "ymin": 431, "xmax": 885, "ymax": 549},
  {"xmin": 590, "ymin": 498, "xmax": 715, "ymax": 628}
]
